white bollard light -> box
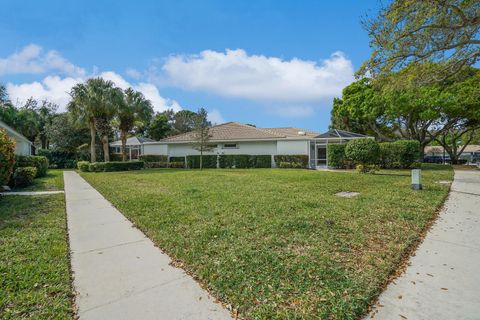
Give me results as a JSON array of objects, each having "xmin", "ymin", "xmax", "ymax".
[{"xmin": 411, "ymin": 169, "xmax": 422, "ymax": 190}]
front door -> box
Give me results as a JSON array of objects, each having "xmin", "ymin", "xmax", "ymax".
[{"xmin": 317, "ymin": 145, "xmax": 327, "ymax": 167}]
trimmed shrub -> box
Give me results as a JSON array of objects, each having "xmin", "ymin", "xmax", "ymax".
[
  {"xmin": 187, "ymin": 155, "xmax": 218, "ymax": 168},
  {"xmin": 15, "ymin": 155, "xmax": 48, "ymax": 177},
  {"xmin": 395, "ymin": 140, "xmax": 420, "ymax": 168},
  {"xmin": 89, "ymin": 162, "xmax": 106, "ymax": 172},
  {"xmin": 279, "ymin": 162, "xmax": 303, "ymax": 168},
  {"xmin": 0, "ymin": 129, "xmax": 16, "ymax": 185},
  {"xmin": 103, "ymin": 161, "xmax": 144, "ymax": 172},
  {"xmin": 250, "ymin": 155, "xmax": 272, "ymax": 168},
  {"xmin": 38, "ymin": 149, "xmax": 77, "ymax": 169},
  {"xmin": 145, "ymin": 161, "xmax": 169, "ymax": 169},
  {"xmin": 169, "ymin": 156, "xmax": 185, "ymax": 163},
  {"xmin": 345, "ymin": 138, "xmax": 380, "ymax": 166},
  {"xmin": 356, "ymin": 164, "xmax": 379, "ymax": 174},
  {"xmin": 274, "ymin": 155, "xmax": 309, "ymax": 168},
  {"xmin": 140, "ymin": 154, "xmax": 168, "ymax": 162},
  {"xmin": 169, "ymin": 161, "xmax": 185, "ymax": 168},
  {"xmin": 77, "ymin": 161, "xmax": 90, "ymax": 172},
  {"xmin": 13, "ymin": 167, "xmax": 37, "ymax": 188},
  {"xmin": 327, "ymin": 144, "xmax": 347, "ymax": 169}
]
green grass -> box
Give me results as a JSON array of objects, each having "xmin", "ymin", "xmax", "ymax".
[
  {"xmin": 0, "ymin": 194, "xmax": 73, "ymax": 319},
  {"xmin": 20, "ymin": 169, "xmax": 65, "ymax": 191},
  {"xmin": 81, "ymin": 165, "xmax": 453, "ymax": 319}
]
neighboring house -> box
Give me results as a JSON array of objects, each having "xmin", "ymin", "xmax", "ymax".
[
  {"xmin": 0, "ymin": 120, "xmax": 32, "ymax": 156},
  {"xmin": 425, "ymin": 145, "xmax": 480, "ymax": 164},
  {"xmin": 110, "ymin": 136, "xmax": 155, "ymax": 160},
  {"xmin": 143, "ymin": 122, "xmax": 370, "ymax": 168}
]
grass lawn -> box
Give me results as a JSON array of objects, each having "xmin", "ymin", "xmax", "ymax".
[
  {"xmin": 20, "ymin": 169, "xmax": 65, "ymax": 192},
  {"xmin": 81, "ymin": 165, "xmax": 453, "ymax": 319},
  {"xmin": 0, "ymin": 171, "xmax": 74, "ymax": 319}
]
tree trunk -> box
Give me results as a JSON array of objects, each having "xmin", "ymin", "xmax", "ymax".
[
  {"xmin": 199, "ymin": 149, "xmax": 203, "ymax": 170},
  {"xmin": 419, "ymin": 142, "xmax": 427, "ymax": 162},
  {"xmin": 89, "ymin": 122, "xmax": 96, "ymax": 163},
  {"xmin": 102, "ymin": 135, "xmax": 110, "ymax": 162},
  {"xmin": 121, "ymin": 130, "xmax": 127, "ymax": 162}
]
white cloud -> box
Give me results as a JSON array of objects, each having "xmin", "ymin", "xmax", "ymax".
[
  {"xmin": 125, "ymin": 68, "xmax": 142, "ymax": 79},
  {"xmin": 0, "ymin": 44, "xmax": 86, "ymax": 77},
  {"xmin": 207, "ymin": 109, "xmax": 225, "ymax": 124},
  {"xmin": 7, "ymin": 72, "xmax": 182, "ymax": 113},
  {"xmin": 161, "ymin": 49, "xmax": 354, "ymax": 102}
]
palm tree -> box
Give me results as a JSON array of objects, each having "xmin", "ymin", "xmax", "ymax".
[
  {"xmin": 117, "ymin": 88, "xmax": 153, "ymax": 161},
  {"xmin": 68, "ymin": 83, "xmax": 97, "ymax": 162},
  {"xmin": 68, "ymin": 78, "xmax": 119, "ymax": 162}
]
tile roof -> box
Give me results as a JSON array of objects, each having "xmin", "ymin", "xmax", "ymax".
[
  {"xmin": 261, "ymin": 127, "xmax": 320, "ymax": 139},
  {"xmin": 158, "ymin": 122, "xmax": 298, "ymax": 142}
]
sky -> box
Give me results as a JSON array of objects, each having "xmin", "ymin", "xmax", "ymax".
[{"xmin": 0, "ymin": 0, "xmax": 381, "ymax": 132}]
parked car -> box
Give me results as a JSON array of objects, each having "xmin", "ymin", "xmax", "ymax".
[{"xmin": 424, "ymin": 155, "xmax": 450, "ymax": 164}]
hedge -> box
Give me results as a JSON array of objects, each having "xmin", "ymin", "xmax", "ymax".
[
  {"xmin": 38, "ymin": 149, "xmax": 77, "ymax": 169},
  {"xmin": 0, "ymin": 129, "xmax": 16, "ymax": 185},
  {"xmin": 104, "ymin": 161, "xmax": 144, "ymax": 172},
  {"xmin": 110, "ymin": 153, "xmax": 123, "ymax": 161},
  {"xmin": 169, "ymin": 161, "xmax": 185, "ymax": 168},
  {"xmin": 144, "ymin": 161, "xmax": 169, "ymax": 169},
  {"xmin": 89, "ymin": 162, "xmax": 106, "ymax": 172},
  {"xmin": 13, "ymin": 167, "xmax": 37, "ymax": 188},
  {"xmin": 345, "ymin": 139, "xmax": 380, "ymax": 166},
  {"xmin": 187, "ymin": 155, "xmax": 218, "ymax": 168},
  {"xmin": 279, "ymin": 162, "xmax": 303, "ymax": 168},
  {"xmin": 169, "ymin": 156, "xmax": 185, "ymax": 163},
  {"xmin": 274, "ymin": 155, "xmax": 308, "ymax": 168},
  {"xmin": 327, "ymin": 144, "xmax": 347, "ymax": 169},
  {"xmin": 77, "ymin": 161, "xmax": 90, "ymax": 172},
  {"xmin": 15, "ymin": 155, "xmax": 48, "ymax": 177},
  {"xmin": 140, "ymin": 154, "xmax": 168, "ymax": 162},
  {"xmin": 218, "ymin": 154, "xmax": 271, "ymax": 168},
  {"xmin": 380, "ymin": 140, "xmax": 421, "ymax": 169},
  {"xmin": 395, "ymin": 140, "xmax": 420, "ymax": 168}
]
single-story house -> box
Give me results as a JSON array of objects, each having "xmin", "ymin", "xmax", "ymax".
[
  {"xmin": 0, "ymin": 120, "xmax": 32, "ymax": 155},
  {"xmin": 143, "ymin": 122, "xmax": 370, "ymax": 168},
  {"xmin": 110, "ymin": 136, "xmax": 155, "ymax": 160},
  {"xmin": 425, "ymin": 145, "xmax": 480, "ymax": 164}
]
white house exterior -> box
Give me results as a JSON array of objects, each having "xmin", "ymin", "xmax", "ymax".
[
  {"xmin": 0, "ymin": 120, "xmax": 32, "ymax": 155},
  {"xmin": 143, "ymin": 122, "xmax": 369, "ymax": 168}
]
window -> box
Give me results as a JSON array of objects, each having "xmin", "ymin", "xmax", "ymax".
[{"xmin": 223, "ymin": 143, "xmax": 238, "ymax": 149}]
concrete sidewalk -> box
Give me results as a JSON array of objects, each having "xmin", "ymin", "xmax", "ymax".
[
  {"xmin": 64, "ymin": 171, "xmax": 232, "ymax": 320},
  {"xmin": 367, "ymin": 170, "xmax": 480, "ymax": 320}
]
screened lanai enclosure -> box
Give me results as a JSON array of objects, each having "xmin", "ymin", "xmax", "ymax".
[
  {"xmin": 109, "ymin": 136, "xmax": 155, "ymax": 161},
  {"xmin": 308, "ymin": 129, "xmax": 371, "ymax": 169}
]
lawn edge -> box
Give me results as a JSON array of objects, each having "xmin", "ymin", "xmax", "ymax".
[{"xmin": 360, "ymin": 170, "xmax": 454, "ymax": 319}]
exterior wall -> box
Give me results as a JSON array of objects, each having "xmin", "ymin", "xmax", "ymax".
[
  {"xmin": 166, "ymin": 141, "xmax": 278, "ymax": 157},
  {"xmin": 143, "ymin": 144, "xmax": 168, "ymax": 155},
  {"xmin": 276, "ymin": 140, "xmax": 309, "ymax": 155}
]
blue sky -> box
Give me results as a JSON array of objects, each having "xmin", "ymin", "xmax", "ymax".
[{"xmin": 0, "ymin": 0, "xmax": 381, "ymax": 132}]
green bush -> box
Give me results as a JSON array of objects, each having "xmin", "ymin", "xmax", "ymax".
[
  {"xmin": 345, "ymin": 139, "xmax": 380, "ymax": 166},
  {"xmin": 327, "ymin": 144, "xmax": 347, "ymax": 169},
  {"xmin": 13, "ymin": 167, "xmax": 37, "ymax": 188},
  {"xmin": 15, "ymin": 155, "xmax": 48, "ymax": 177},
  {"xmin": 250, "ymin": 155, "xmax": 272, "ymax": 168},
  {"xmin": 356, "ymin": 164, "xmax": 379, "ymax": 174},
  {"xmin": 187, "ymin": 155, "xmax": 218, "ymax": 168},
  {"xmin": 144, "ymin": 161, "xmax": 169, "ymax": 169},
  {"xmin": 38, "ymin": 149, "xmax": 77, "ymax": 169},
  {"xmin": 169, "ymin": 161, "xmax": 185, "ymax": 168},
  {"xmin": 89, "ymin": 162, "xmax": 106, "ymax": 172},
  {"xmin": 0, "ymin": 129, "xmax": 16, "ymax": 185},
  {"xmin": 140, "ymin": 154, "xmax": 168, "ymax": 162},
  {"xmin": 77, "ymin": 161, "xmax": 90, "ymax": 172},
  {"xmin": 169, "ymin": 156, "xmax": 185, "ymax": 163},
  {"xmin": 379, "ymin": 140, "xmax": 421, "ymax": 169},
  {"xmin": 395, "ymin": 140, "xmax": 420, "ymax": 168},
  {"xmin": 274, "ymin": 155, "xmax": 309, "ymax": 168},
  {"xmin": 278, "ymin": 161, "xmax": 303, "ymax": 168},
  {"xmin": 103, "ymin": 161, "xmax": 144, "ymax": 172}
]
